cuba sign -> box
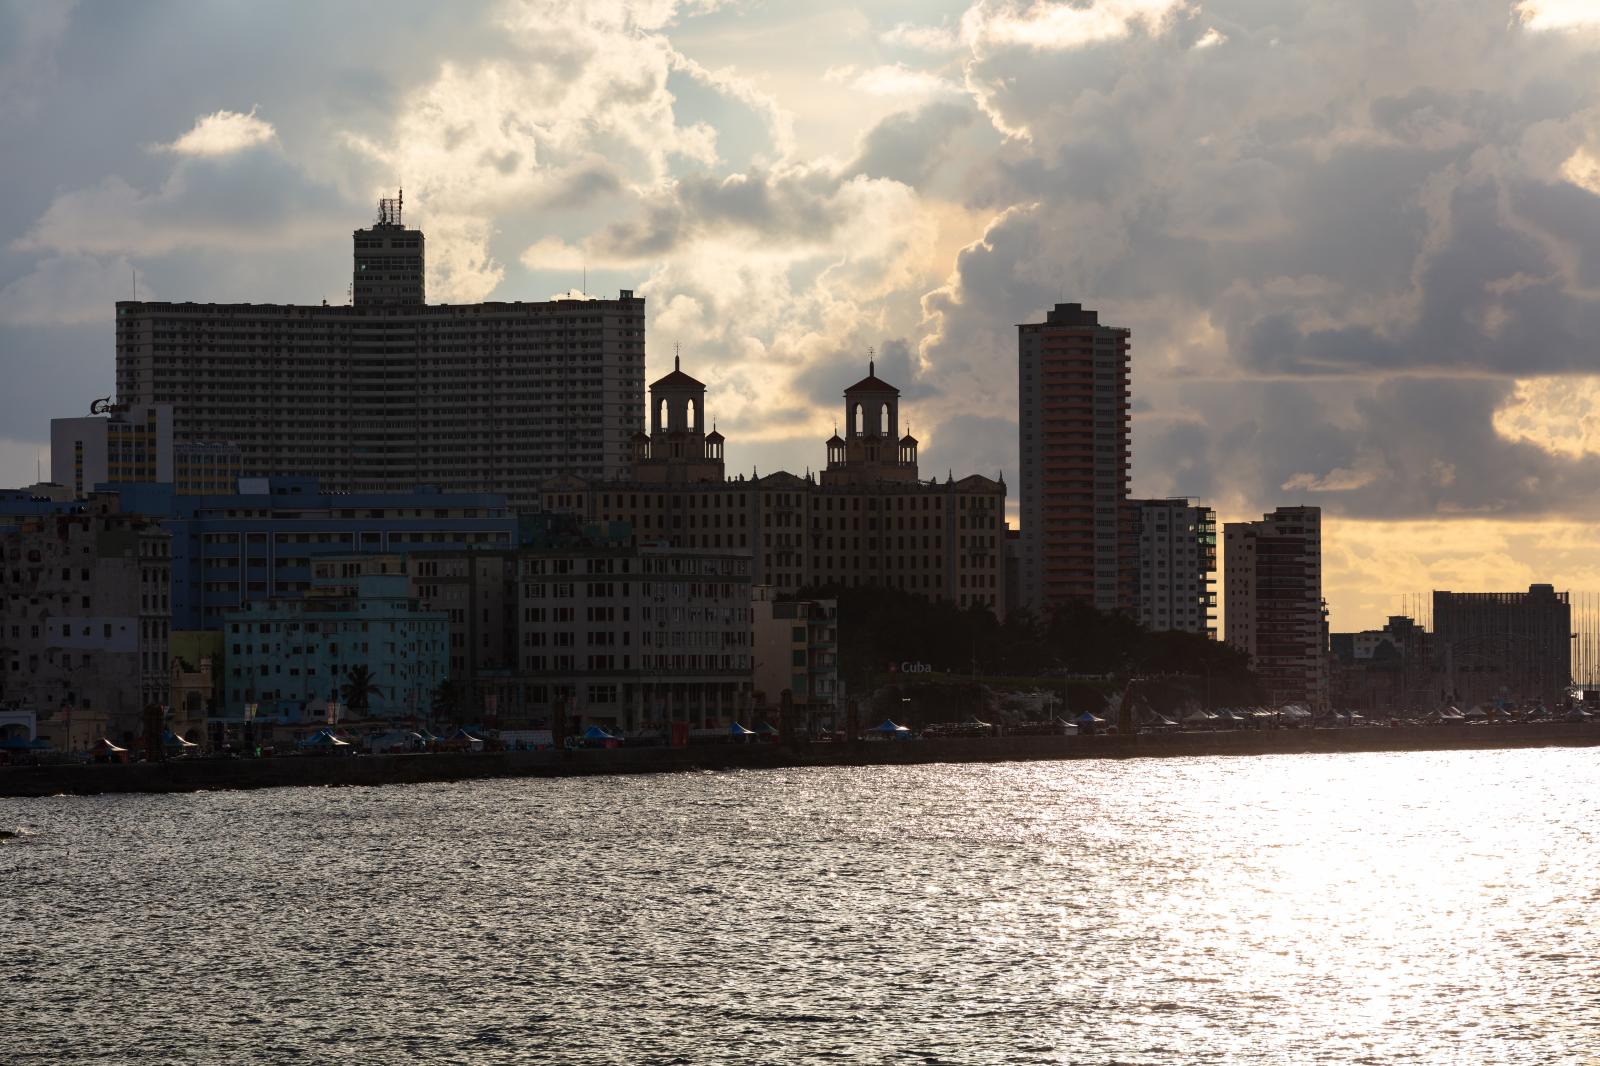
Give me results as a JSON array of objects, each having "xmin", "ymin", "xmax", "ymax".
[{"xmin": 889, "ymin": 661, "xmax": 934, "ymax": 674}]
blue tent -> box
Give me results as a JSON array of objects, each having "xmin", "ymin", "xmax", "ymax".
[
  {"xmin": 162, "ymin": 730, "xmax": 199, "ymax": 749},
  {"xmin": 729, "ymin": 722, "xmax": 757, "ymax": 736},
  {"xmin": 1076, "ymin": 711, "xmax": 1106, "ymax": 725},
  {"xmin": 582, "ymin": 725, "xmax": 616, "ymax": 740},
  {"xmin": 869, "ymin": 719, "xmax": 910, "ymax": 734}
]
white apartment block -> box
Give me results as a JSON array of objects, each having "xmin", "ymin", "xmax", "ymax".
[
  {"xmin": 114, "ymin": 198, "xmax": 645, "ymax": 511},
  {"xmin": 1132, "ymin": 498, "xmax": 1217, "ymax": 637},
  {"xmin": 1224, "ymin": 505, "xmax": 1327, "ymax": 710}
]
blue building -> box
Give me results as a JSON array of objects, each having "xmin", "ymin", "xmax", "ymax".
[
  {"xmin": 224, "ymin": 573, "xmax": 448, "ymax": 719},
  {"xmin": 107, "ymin": 477, "xmax": 516, "ymax": 630}
]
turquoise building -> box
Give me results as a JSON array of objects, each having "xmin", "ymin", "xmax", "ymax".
[{"xmin": 223, "ymin": 573, "xmax": 448, "ymax": 720}]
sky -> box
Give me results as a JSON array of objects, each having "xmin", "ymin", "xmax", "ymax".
[{"xmin": 2, "ymin": 0, "xmax": 1600, "ymax": 632}]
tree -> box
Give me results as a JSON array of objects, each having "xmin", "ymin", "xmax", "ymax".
[
  {"xmin": 340, "ymin": 665, "xmax": 383, "ymax": 716},
  {"xmin": 431, "ymin": 679, "xmax": 465, "ymax": 724}
]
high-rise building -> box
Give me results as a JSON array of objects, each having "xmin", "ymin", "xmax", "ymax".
[
  {"xmin": 1433, "ymin": 584, "xmax": 1571, "ymax": 710},
  {"xmin": 1017, "ymin": 303, "xmax": 1132, "ymax": 617},
  {"xmin": 544, "ymin": 357, "xmax": 1007, "ymax": 612},
  {"xmin": 114, "ymin": 196, "xmax": 646, "ymax": 509},
  {"xmin": 1224, "ymin": 505, "xmax": 1327, "ymax": 710},
  {"xmin": 1131, "ymin": 497, "xmax": 1217, "ymax": 637}
]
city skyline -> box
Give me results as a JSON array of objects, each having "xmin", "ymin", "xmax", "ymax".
[{"xmin": 4, "ymin": 1, "xmax": 1600, "ymax": 630}]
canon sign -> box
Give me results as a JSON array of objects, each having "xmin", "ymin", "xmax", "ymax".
[{"xmin": 889, "ymin": 661, "xmax": 933, "ymax": 674}]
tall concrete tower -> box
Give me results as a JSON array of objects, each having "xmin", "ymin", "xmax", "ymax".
[
  {"xmin": 352, "ymin": 190, "xmax": 425, "ymax": 307},
  {"xmin": 1017, "ymin": 303, "xmax": 1132, "ymax": 617}
]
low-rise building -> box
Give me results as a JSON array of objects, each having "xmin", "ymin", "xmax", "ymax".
[
  {"xmin": 223, "ymin": 573, "xmax": 448, "ymax": 720},
  {"xmin": 751, "ymin": 586, "xmax": 839, "ymax": 730},
  {"xmin": 517, "ymin": 542, "xmax": 752, "ymax": 732},
  {"xmin": 110, "ymin": 477, "xmax": 515, "ymax": 631},
  {"xmin": 0, "ymin": 495, "xmax": 171, "ymax": 745}
]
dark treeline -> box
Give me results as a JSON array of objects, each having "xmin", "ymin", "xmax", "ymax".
[{"xmin": 800, "ymin": 585, "xmax": 1261, "ymax": 708}]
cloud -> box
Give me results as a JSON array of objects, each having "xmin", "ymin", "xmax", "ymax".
[
  {"xmin": 161, "ymin": 107, "xmax": 276, "ymax": 156},
  {"xmin": 1192, "ymin": 26, "xmax": 1227, "ymax": 49},
  {"xmin": 960, "ymin": 0, "xmax": 1195, "ymax": 54},
  {"xmin": 1493, "ymin": 376, "xmax": 1600, "ymax": 459},
  {"xmin": 879, "ymin": 22, "xmax": 962, "ymax": 53},
  {"xmin": 1514, "ymin": 1, "xmax": 1600, "ymax": 30},
  {"xmin": 0, "ymin": 255, "xmax": 144, "ymax": 326},
  {"xmin": 843, "ymin": 64, "xmax": 961, "ymax": 102},
  {"xmin": 0, "ymin": 1, "xmax": 74, "ymax": 121}
]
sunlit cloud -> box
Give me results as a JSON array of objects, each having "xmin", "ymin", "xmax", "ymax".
[
  {"xmin": 1493, "ymin": 377, "xmax": 1600, "ymax": 459},
  {"xmin": 1512, "ymin": 0, "xmax": 1600, "ymax": 30},
  {"xmin": 879, "ymin": 21, "xmax": 962, "ymax": 52},
  {"xmin": 829, "ymin": 63, "xmax": 961, "ymax": 102},
  {"xmin": 1193, "ymin": 26, "xmax": 1227, "ymax": 49},
  {"xmin": 960, "ymin": 0, "xmax": 1194, "ymax": 53},
  {"xmin": 162, "ymin": 107, "xmax": 276, "ymax": 156}
]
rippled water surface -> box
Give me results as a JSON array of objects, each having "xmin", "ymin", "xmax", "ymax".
[{"xmin": 4, "ymin": 750, "xmax": 1600, "ymax": 1064}]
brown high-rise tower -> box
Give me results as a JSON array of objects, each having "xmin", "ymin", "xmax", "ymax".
[{"xmin": 1017, "ymin": 303, "xmax": 1133, "ymax": 616}]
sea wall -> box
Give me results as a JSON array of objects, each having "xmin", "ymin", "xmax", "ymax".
[{"xmin": 2, "ymin": 723, "xmax": 1597, "ymax": 798}]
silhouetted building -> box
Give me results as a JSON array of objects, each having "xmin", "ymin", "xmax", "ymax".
[
  {"xmin": 114, "ymin": 196, "xmax": 645, "ymax": 509},
  {"xmin": 1224, "ymin": 505, "xmax": 1326, "ymax": 710},
  {"xmin": 1330, "ymin": 615, "xmax": 1432, "ymax": 713},
  {"xmin": 0, "ymin": 495, "xmax": 171, "ymax": 745},
  {"xmin": 1131, "ymin": 497, "xmax": 1216, "ymax": 637},
  {"xmin": 545, "ymin": 357, "xmax": 1007, "ymax": 613},
  {"xmin": 1433, "ymin": 584, "xmax": 1571, "ymax": 709},
  {"xmin": 1017, "ymin": 303, "xmax": 1132, "ymax": 616},
  {"xmin": 752, "ymin": 586, "xmax": 839, "ymax": 729}
]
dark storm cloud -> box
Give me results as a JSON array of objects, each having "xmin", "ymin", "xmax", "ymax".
[
  {"xmin": 847, "ymin": 100, "xmax": 977, "ymax": 186},
  {"xmin": 915, "ymin": 0, "xmax": 1600, "ymax": 520}
]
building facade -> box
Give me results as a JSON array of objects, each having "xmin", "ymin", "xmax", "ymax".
[
  {"xmin": 0, "ymin": 496, "xmax": 171, "ymax": 744},
  {"xmin": 1018, "ymin": 303, "xmax": 1133, "ymax": 617},
  {"xmin": 114, "ymin": 199, "xmax": 646, "ymax": 509},
  {"xmin": 1224, "ymin": 505, "xmax": 1327, "ymax": 710},
  {"xmin": 517, "ymin": 544, "xmax": 752, "ymax": 732},
  {"xmin": 1131, "ymin": 497, "xmax": 1217, "ymax": 637},
  {"xmin": 1433, "ymin": 584, "xmax": 1571, "ymax": 709},
  {"xmin": 751, "ymin": 586, "xmax": 839, "ymax": 727},
  {"xmin": 110, "ymin": 477, "xmax": 515, "ymax": 632},
  {"xmin": 544, "ymin": 357, "xmax": 1007, "ymax": 612},
  {"xmin": 52, "ymin": 403, "xmax": 241, "ymax": 498},
  {"xmin": 224, "ymin": 573, "xmax": 449, "ymax": 719}
]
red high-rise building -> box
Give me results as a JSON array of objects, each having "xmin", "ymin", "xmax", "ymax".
[{"xmin": 1017, "ymin": 303, "xmax": 1133, "ymax": 616}]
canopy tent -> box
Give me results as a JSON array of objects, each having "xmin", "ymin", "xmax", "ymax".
[
  {"xmin": 1564, "ymin": 707, "xmax": 1593, "ymax": 721},
  {"xmin": 1278, "ymin": 705, "xmax": 1313, "ymax": 720},
  {"xmin": 1183, "ymin": 709, "xmax": 1217, "ymax": 724},
  {"xmin": 415, "ymin": 728, "xmax": 442, "ymax": 742},
  {"xmin": 962, "ymin": 717, "xmax": 994, "ymax": 729},
  {"xmin": 729, "ymin": 722, "xmax": 757, "ymax": 737},
  {"xmin": 1076, "ymin": 712, "xmax": 1107, "ymax": 725},
  {"xmin": 93, "ymin": 738, "xmax": 128, "ymax": 753},
  {"xmin": 1052, "ymin": 716, "xmax": 1081, "ymax": 734},
  {"xmin": 298, "ymin": 729, "xmax": 350, "ymax": 748},
  {"xmin": 868, "ymin": 719, "xmax": 911, "ymax": 734},
  {"xmin": 582, "ymin": 725, "xmax": 616, "ymax": 741},
  {"xmin": 450, "ymin": 727, "xmax": 486, "ymax": 741},
  {"xmin": 1462, "ymin": 706, "xmax": 1489, "ymax": 720},
  {"xmin": 161, "ymin": 730, "xmax": 199, "ymax": 749}
]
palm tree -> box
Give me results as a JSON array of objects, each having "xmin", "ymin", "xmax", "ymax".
[{"xmin": 340, "ymin": 665, "xmax": 383, "ymax": 716}]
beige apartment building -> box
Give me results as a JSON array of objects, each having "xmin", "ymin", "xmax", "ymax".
[
  {"xmin": 1224, "ymin": 505, "xmax": 1328, "ymax": 710},
  {"xmin": 114, "ymin": 197, "xmax": 646, "ymax": 510}
]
